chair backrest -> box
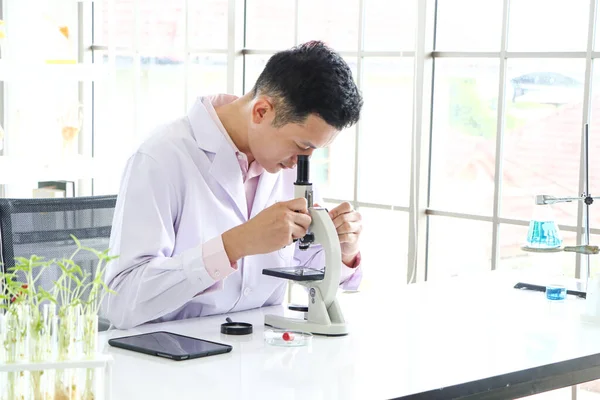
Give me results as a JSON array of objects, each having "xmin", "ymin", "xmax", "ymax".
[{"xmin": 0, "ymin": 196, "xmax": 116, "ymax": 312}]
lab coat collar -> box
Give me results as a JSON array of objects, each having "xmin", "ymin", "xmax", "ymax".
[
  {"xmin": 188, "ymin": 97, "xmax": 247, "ymax": 220},
  {"xmin": 187, "ymin": 96, "xmax": 282, "ymax": 221},
  {"xmin": 187, "ymin": 96, "xmax": 227, "ymax": 154}
]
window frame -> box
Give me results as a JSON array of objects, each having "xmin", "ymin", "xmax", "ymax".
[{"xmin": 85, "ymin": 0, "xmax": 599, "ymax": 286}]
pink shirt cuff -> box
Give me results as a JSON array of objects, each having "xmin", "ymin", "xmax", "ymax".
[
  {"xmin": 202, "ymin": 235, "xmax": 237, "ymax": 281},
  {"xmin": 343, "ymin": 252, "xmax": 361, "ymax": 269},
  {"xmin": 340, "ymin": 252, "xmax": 362, "ymax": 291}
]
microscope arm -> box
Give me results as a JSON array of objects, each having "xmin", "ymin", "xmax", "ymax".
[{"xmin": 309, "ymin": 207, "xmax": 342, "ymax": 307}]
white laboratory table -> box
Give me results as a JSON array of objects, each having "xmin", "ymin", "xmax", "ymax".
[{"xmin": 99, "ymin": 271, "xmax": 600, "ymax": 399}]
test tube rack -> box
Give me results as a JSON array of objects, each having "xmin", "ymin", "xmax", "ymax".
[{"xmin": 0, "ymin": 353, "xmax": 113, "ymax": 400}]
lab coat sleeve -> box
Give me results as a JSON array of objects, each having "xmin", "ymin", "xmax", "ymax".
[{"xmin": 103, "ymin": 152, "xmax": 224, "ymax": 329}]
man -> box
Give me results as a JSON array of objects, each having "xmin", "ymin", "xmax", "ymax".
[{"xmin": 103, "ymin": 41, "xmax": 364, "ymax": 329}]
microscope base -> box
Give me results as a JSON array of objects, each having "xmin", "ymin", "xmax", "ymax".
[{"xmin": 264, "ymin": 314, "xmax": 349, "ymax": 337}]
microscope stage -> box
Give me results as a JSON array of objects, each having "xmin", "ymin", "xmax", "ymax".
[{"xmin": 262, "ymin": 267, "xmax": 325, "ymax": 281}]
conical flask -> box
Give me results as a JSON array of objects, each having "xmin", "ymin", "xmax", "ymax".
[{"xmin": 525, "ymin": 204, "xmax": 563, "ymax": 249}]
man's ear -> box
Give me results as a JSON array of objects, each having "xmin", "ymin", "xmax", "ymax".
[{"xmin": 252, "ymin": 96, "xmax": 275, "ymax": 124}]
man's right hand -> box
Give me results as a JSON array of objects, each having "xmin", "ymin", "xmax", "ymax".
[{"xmin": 222, "ymin": 198, "xmax": 311, "ymax": 263}]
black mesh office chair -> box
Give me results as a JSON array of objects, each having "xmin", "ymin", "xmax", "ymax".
[{"xmin": 0, "ymin": 195, "xmax": 117, "ymax": 332}]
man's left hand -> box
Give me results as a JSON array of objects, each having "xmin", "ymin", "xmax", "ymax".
[{"xmin": 316, "ymin": 202, "xmax": 362, "ymax": 266}]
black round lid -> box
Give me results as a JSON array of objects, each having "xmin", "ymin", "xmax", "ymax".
[{"xmin": 220, "ymin": 317, "xmax": 253, "ymax": 335}]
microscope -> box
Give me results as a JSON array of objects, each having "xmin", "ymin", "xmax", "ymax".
[{"xmin": 262, "ymin": 155, "xmax": 349, "ymax": 336}]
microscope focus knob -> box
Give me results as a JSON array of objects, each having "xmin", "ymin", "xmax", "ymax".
[{"xmin": 299, "ymin": 233, "xmax": 315, "ymax": 250}]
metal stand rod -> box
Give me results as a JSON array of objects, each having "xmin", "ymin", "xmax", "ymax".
[{"xmin": 584, "ymin": 123, "xmax": 591, "ymax": 286}]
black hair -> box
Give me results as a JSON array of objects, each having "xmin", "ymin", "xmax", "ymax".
[{"xmin": 252, "ymin": 41, "xmax": 363, "ymax": 131}]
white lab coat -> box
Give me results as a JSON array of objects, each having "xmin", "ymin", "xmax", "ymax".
[{"xmin": 103, "ymin": 97, "xmax": 359, "ymax": 329}]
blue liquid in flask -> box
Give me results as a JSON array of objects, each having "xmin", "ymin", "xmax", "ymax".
[{"xmin": 526, "ymin": 220, "xmax": 562, "ymax": 248}]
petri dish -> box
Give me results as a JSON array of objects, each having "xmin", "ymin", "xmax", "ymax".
[{"xmin": 264, "ymin": 329, "xmax": 313, "ymax": 347}]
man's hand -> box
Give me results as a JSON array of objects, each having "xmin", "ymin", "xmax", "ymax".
[
  {"xmin": 316, "ymin": 202, "xmax": 362, "ymax": 266},
  {"xmin": 222, "ymin": 198, "xmax": 311, "ymax": 262}
]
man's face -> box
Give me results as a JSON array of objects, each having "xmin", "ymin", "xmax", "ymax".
[{"xmin": 248, "ymin": 97, "xmax": 339, "ymax": 173}]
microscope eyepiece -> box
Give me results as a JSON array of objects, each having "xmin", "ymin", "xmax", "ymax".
[{"xmin": 296, "ymin": 155, "xmax": 310, "ymax": 185}]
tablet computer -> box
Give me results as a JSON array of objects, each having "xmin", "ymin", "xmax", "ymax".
[{"xmin": 108, "ymin": 331, "xmax": 232, "ymax": 361}]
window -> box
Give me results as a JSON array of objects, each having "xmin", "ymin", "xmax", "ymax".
[
  {"xmin": 429, "ymin": 58, "xmax": 500, "ymax": 216},
  {"xmin": 508, "ymin": 0, "xmax": 589, "ymax": 51},
  {"xmin": 82, "ymin": 1, "xmax": 416, "ymax": 297},
  {"xmin": 426, "ymin": 7, "xmax": 600, "ymax": 395},
  {"xmin": 435, "ymin": 0, "xmax": 503, "ymax": 51},
  {"xmin": 427, "ymin": 0, "xmax": 598, "ymax": 289},
  {"xmin": 501, "ymin": 59, "xmax": 585, "ymax": 227},
  {"xmin": 92, "ymin": 0, "xmax": 229, "ymax": 195},
  {"xmin": 0, "ymin": 0, "xmax": 88, "ymax": 198},
  {"xmin": 242, "ymin": 0, "xmax": 416, "ymax": 294},
  {"xmin": 0, "ymin": 0, "xmax": 417, "ymax": 288},
  {"xmin": 297, "ymin": 0, "xmax": 360, "ymax": 51},
  {"xmin": 358, "ymin": 57, "xmax": 413, "ymax": 206}
]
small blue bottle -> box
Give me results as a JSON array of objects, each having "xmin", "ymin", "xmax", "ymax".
[{"xmin": 546, "ymin": 285, "xmax": 566, "ymax": 301}]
